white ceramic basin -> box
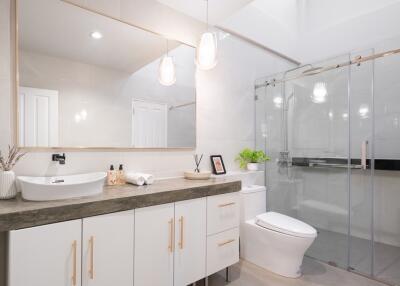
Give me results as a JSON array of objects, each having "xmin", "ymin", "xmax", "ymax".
[{"xmin": 18, "ymin": 172, "xmax": 107, "ymax": 201}]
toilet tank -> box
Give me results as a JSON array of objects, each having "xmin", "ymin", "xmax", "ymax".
[{"xmin": 239, "ymin": 185, "xmax": 267, "ymax": 222}]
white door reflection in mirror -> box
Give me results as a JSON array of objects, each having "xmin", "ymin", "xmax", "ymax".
[
  {"xmin": 18, "ymin": 87, "xmax": 59, "ymax": 147},
  {"xmin": 132, "ymin": 100, "xmax": 167, "ymax": 148}
]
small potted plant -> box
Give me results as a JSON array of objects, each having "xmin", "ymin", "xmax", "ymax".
[
  {"xmin": 236, "ymin": 148, "xmax": 270, "ymax": 171},
  {"xmin": 0, "ymin": 145, "xmax": 26, "ymax": 199}
]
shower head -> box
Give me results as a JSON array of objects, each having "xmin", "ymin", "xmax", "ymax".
[{"xmin": 302, "ymin": 66, "xmax": 324, "ymax": 76}]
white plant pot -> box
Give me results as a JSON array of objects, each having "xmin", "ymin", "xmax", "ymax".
[
  {"xmin": 0, "ymin": 170, "xmax": 17, "ymax": 199},
  {"xmin": 247, "ymin": 163, "xmax": 259, "ymax": 171}
]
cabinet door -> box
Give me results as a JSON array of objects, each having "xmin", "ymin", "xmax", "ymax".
[
  {"xmin": 134, "ymin": 203, "xmax": 174, "ymax": 286},
  {"xmin": 174, "ymin": 198, "xmax": 207, "ymax": 286},
  {"xmin": 8, "ymin": 220, "xmax": 82, "ymax": 286},
  {"xmin": 82, "ymin": 210, "xmax": 134, "ymax": 286}
]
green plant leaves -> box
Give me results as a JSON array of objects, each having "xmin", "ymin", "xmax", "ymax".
[{"xmin": 235, "ymin": 148, "xmax": 270, "ymax": 169}]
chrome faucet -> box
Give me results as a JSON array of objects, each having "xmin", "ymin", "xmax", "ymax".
[{"xmin": 52, "ymin": 153, "xmax": 66, "ymax": 165}]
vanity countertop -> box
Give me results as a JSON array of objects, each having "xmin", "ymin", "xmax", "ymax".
[{"xmin": 0, "ymin": 177, "xmax": 241, "ymax": 231}]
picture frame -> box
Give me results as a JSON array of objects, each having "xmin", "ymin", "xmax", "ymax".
[{"xmin": 210, "ymin": 155, "xmax": 226, "ymax": 175}]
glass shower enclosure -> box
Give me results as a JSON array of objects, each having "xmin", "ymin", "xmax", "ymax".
[{"xmin": 255, "ymin": 39, "xmax": 400, "ymax": 286}]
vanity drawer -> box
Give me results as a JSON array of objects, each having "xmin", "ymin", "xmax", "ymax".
[
  {"xmin": 206, "ymin": 227, "xmax": 239, "ymax": 276},
  {"xmin": 207, "ymin": 192, "xmax": 239, "ymax": 235}
]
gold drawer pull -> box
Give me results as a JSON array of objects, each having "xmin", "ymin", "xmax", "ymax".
[
  {"xmin": 72, "ymin": 240, "xmax": 77, "ymax": 286},
  {"xmin": 218, "ymin": 202, "xmax": 236, "ymax": 208},
  {"xmin": 218, "ymin": 239, "xmax": 235, "ymax": 247},
  {"xmin": 89, "ymin": 236, "xmax": 94, "ymax": 279},
  {"xmin": 178, "ymin": 216, "xmax": 184, "ymax": 249},
  {"xmin": 168, "ymin": 218, "xmax": 174, "ymax": 253}
]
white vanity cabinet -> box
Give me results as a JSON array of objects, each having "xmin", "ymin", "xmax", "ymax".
[
  {"xmin": 134, "ymin": 203, "xmax": 175, "ymax": 286},
  {"xmin": 82, "ymin": 210, "xmax": 134, "ymax": 286},
  {"xmin": 8, "ymin": 211, "xmax": 134, "ymax": 286},
  {"xmin": 174, "ymin": 198, "xmax": 207, "ymax": 286},
  {"xmin": 7, "ymin": 191, "xmax": 239, "ymax": 286},
  {"xmin": 8, "ymin": 220, "xmax": 82, "ymax": 286}
]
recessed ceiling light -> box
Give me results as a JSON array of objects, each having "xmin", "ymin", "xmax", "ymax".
[{"xmin": 90, "ymin": 31, "xmax": 103, "ymax": 39}]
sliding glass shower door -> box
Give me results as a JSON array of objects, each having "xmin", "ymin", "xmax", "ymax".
[
  {"xmin": 371, "ymin": 40, "xmax": 400, "ymax": 284},
  {"xmin": 256, "ymin": 42, "xmax": 400, "ymax": 285},
  {"xmin": 256, "ymin": 54, "xmax": 353, "ymax": 269},
  {"xmin": 347, "ymin": 48, "xmax": 374, "ymax": 276}
]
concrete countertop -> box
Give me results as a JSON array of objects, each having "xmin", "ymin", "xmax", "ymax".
[{"xmin": 0, "ymin": 177, "xmax": 241, "ymax": 231}]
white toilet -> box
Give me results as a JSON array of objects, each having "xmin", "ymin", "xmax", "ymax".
[{"xmin": 239, "ymin": 185, "xmax": 317, "ymax": 278}]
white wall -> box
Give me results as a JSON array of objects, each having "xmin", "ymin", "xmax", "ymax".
[
  {"xmin": 0, "ymin": 0, "xmax": 293, "ymax": 178},
  {"xmin": 0, "ymin": 0, "xmax": 12, "ymax": 153},
  {"xmin": 19, "ymin": 44, "xmax": 196, "ymax": 148},
  {"xmin": 0, "ymin": 1, "xmax": 11, "ymax": 284},
  {"xmin": 20, "ymin": 50, "xmax": 133, "ymax": 147}
]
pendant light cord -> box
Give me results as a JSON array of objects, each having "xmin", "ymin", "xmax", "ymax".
[{"xmin": 206, "ymin": 0, "xmax": 209, "ymax": 31}]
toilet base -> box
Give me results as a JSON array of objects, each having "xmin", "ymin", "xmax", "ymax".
[{"xmin": 240, "ymin": 219, "xmax": 315, "ymax": 278}]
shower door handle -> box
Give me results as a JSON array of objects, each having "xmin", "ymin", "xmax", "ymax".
[{"xmin": 361, "ymin": 141, "xmax": 368, "ymax": 170}]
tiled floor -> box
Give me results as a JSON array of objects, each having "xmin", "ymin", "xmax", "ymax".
[
  {"xmin": 199, "ymin": 257, "xmax": 387, "ymax": 286},
  {"xmin": 307, "ymin": 229, "xmax": 400, "ymax": 285}
]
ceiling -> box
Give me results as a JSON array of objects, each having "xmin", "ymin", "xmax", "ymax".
[
  {"xmin": 157, "ymin": 0, "xmax": 400, "ymax": 63},
  {"xmin": 156, "ymin": 0, "xmax": 253, "ymax": 25},
  {"xmin": 19, "ymin": 0, "xmax": 400, "ymax": 69}
]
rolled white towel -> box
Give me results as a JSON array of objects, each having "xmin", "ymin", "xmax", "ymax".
[
  {"xmin": 125, "ymin": 173, "xmax": 145, "ymax": 186},
  {"xmin": 137, "ymin": 173, "xmax": 155, "ymax": 185}
]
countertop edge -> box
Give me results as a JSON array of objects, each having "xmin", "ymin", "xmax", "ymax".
[{"xmin": 0, "ymin": 179, "xmax": 241, "ymax": 231}]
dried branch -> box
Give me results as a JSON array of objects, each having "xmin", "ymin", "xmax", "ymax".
[{"xmin": 0, "ymin": 145, "xmax": 27, "ymax": 171}]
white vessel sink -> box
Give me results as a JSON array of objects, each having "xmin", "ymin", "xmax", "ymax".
[{"xmin": 18, "ymin": 172, "xmax": 107, "ymax": 201}]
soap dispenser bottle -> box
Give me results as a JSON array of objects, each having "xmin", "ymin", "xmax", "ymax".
[
  {"xmin": 107, "ymin": 165, "xmax": 117, "ymax": 186},
  {"xmin": 117, "ymin": 164, "xmax": 126, "ymax": 185}
]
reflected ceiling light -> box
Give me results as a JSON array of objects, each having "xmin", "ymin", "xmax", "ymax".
[
  {"xmin": 75, "ymin": 114, "xmax": 82, "ymax": 123},
  {"xmin": 342, "ymin": 113, "xmax": 349, "ymax": 120},
  {"xmin": 75, "ymin": 109, "xmax": 88, "ymax": 123},
  {"xmin": 273, "ymin": 96, "xmax": 283, "ymax": 108},
  {"xmin": 260, "ymin": 123, "xmax": 267, "ymax": 138},
  {"xmin": 158, "ymin": 40, "xmax": 176, "ymax": 86},
  {"xmin": 328, "ymin": 111, "xmax": 333, "ymax": 120},
  {"xmin": 196, "ymin": 0, "xmax": 217, "ymax": 70},
  {"xmin": 80, "ymin": 109, "xmax": 87, "ymax": 120},
  {"xmin": 90, "ymin": 31, "xmax": 103, "ymax": 39},
  {"xmin": 312, "ymin": 82, "xmax": 327, "ymax": 103},
  {"xmin": 359, "ymin": 105, "xmax": 369, "ymax": 118}
]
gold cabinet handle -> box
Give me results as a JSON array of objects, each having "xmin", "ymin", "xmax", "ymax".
[
  {"xmin": 168, "ymin": 218, "xmax": 174, "ymax": 253},
  {"xmin": 218, "ymin": 202, "xmax": 236, "ymax": 208},
  {"xmin": 218, "ymin": 239, "xmax": 235, "ymax": 247},
  {"xmin": 178, "ymin": 216, "xmax": 184, "ymax": 249},
  {"xmin": 89, "ymin": 236, "xmax": 94, "ymax": 279},
  {"xmin": 72, "ymin": 240, "xmax": 77, "ymax": 286}
]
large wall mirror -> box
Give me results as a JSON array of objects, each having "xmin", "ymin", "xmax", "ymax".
[{"xmin": 16, "ymin": 0, "xmax": 196, "ymax": 149}]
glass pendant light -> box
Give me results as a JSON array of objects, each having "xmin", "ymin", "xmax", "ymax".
[
  {"xmin": 196, "ymin": 0, "xmax": 218, "ymax": 70},
  {"xmin": 158, "ymin": 40, "xmax": 176, "ymax": 86}
]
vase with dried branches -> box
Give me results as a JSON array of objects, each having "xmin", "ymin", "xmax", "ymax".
[{"xmin": 0, "ymin": 145, "xmax": 26, "ymax": 199}]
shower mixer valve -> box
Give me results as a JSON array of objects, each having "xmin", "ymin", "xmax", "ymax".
[{"xmin": 277, "ymin": 151, "xmax": 292, "ymax": 168}]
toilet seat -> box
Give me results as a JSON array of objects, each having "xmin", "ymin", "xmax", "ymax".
[{"xmin": 255, "ymin": 212, "xmax": 317, "ymax": 238}]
